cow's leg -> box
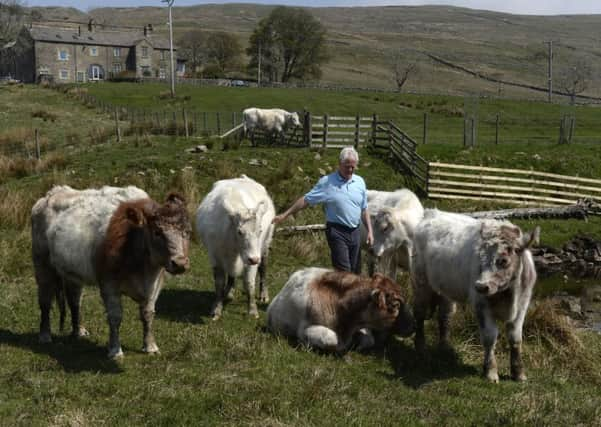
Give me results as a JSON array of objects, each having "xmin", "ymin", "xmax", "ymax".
[
  {"xmin": 100, "ymin": 284, "xmax": 124, "ymax": 359},
  {"xmin": 507, "ymin": 311, "xmax": 528, "ymax": 381},
  {"xmin": 437, "ymin": 296, "xmax": 456, "ymax": 350},
  {"xmin": 211, "ymin": 267, "xmax": 226, "ymax": 320},
  {"xmin": 258, "ymin": 256, "xmax": 269, "ymax": 303},
  {"xmin": 139, "ymin": 304, "xmax": 159, "ymax": 354},
  {"xmin": 367, "ymin": 252, "xmax": 377, "ymax": 276},
  {"xmin": 243, "ymin": 265, "xmax": 259, "ymax": 318},
  {"xmin": 476, "ymin": 304, "xmax": 499, "ymax": 383},
  {"xmin": 65, "ymin": 281, "xmax": 88, "ymax": 338},
  {"xmin": 35, "ymin": 261, "xmax": 61, "ymax": 344},
  {"xmin": 355, "ymin": 328, "xmax": 376, "ymax": 351},
  {"xmin": 224, "ymin": 275, "xmax": 235, "ymax": 302},
  {"xmin": 302, "ymin": 325, "xmax": 339, "ymax": 351},
  {"xmin": 412, "ymin": 275, "xmax": 432, "ymax": 354}
]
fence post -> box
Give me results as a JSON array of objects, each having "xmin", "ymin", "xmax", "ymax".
[
  {"xmin": 471, "ymin": 117, "xmax": 476, "ymax": 147},
  {"xmin": 35, "ymin": 128, "xmax": 41, "ymax": 161},
  {"xmin": 216, "ymin": 112, "xmax": 221, "ymax": 135},
  {"xmin": 568, "ymin": 117, "xmax": 575, "ymax": 144},
  {"xmin": 114, "ymin": 109, "xmax": 121, "ymax": 143},
  {"xmin": 183, "ymin": 108, "xmax": 189, "ymax": 139},
  {"xmin": 463, "ymin": 117, "xmax": 467, "ymax": 147},
  {"xmin": 355, "ymin": 114, "xmax": 360, "ymax": 149},
  {"xmin": 203, "ymin": 112, "xmax": 207, "ymax": 134},
  {"xmin": 232, "ymin": 112, "xmax": 236, "ymax": 130},
  {"xmin": 495, "ymin": 114, "xmax": 499, "ymax": 145},
  {"xmin": 372, "ymin": 113, "xmax": 378, "ymax": 147},
  {"xmin": 193, "ymin": 112, "xmax": 198, "ymax": 136},
  {"xmin": 322, "ymin": 114, "xmax": 328, "ymax": 149},
  {"xmin": 173, "ymin": 111, "xmax": 178, "ymax": 136},
  {"xmin": 423, "ymin": 112, "xmax": 428, "ymax": 144}
]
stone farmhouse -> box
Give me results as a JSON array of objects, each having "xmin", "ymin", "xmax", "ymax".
[{"xmin": 0, "ymin": 20, "xmax": 185, "ymax": 83}]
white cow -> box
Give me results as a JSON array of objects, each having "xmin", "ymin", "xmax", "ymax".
[
  {"xmin": 411, "ymin": 209, "xmax": 539, "ymax": 382},
  {"xmin": 267, "ymin": 267, "xmax": 414, "ymax": 352},
  {"xmin": 195, "ymin": 175, "xmax": 275, "ymax": 319},
  {"xmin": 31, "ymin": 185, "xmax": 192, "ymax": 358},
  {"xmin": 361, "ymin": 189, "xmax": 424, "ymax": 280},
  {"xmin": 242, "ymin": 107, "xmax": 301, "ymax": 145}
]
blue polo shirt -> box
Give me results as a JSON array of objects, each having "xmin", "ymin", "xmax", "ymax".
[{"xmin": 304, "ymin": 172, "xmax": 368, "ymax": 229}]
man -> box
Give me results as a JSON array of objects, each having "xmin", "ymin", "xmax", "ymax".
[{"xmin": 272, "ymin": 147, "xmax": 373, "ymax": 274}]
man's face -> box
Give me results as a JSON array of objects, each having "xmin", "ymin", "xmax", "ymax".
[{"xmin": 338, "ymin": 157, "xmax": 357, "ymax": 180}]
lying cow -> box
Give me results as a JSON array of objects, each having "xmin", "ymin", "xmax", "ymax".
[
  {"xmin": 267, "ymin": 267, "xmax": 415, "ymax": 352},
  {"xmin": 411, "ymin": 209, "xmax": 539, "ymax": 382},
  {"xmin": 195, "ymin": 175, "xmax": 275, "ymax": 320},
  {"xmin": 31, "ymin": 185, "xmax": 191, "ymax": 358},
  {"xmin": 242, "ymin": 107, "xmax": 301, "ymax": 145},
  {"xmin": 362, "ymin": 189, "xmax": 424, "ymax": 280}
]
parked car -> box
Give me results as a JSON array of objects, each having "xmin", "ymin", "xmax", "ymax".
[{"xmin": 231, "ymin": 79, "xmax": 249, "ymax": 87}]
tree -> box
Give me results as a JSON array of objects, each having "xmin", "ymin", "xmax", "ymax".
[
  {"xmin": 0, "ymin": 0, "xmax": 25, "ymax": 45},
  {"xmin": 394, "ymin": 59, "xmax": 417, "ymax": 92},
  {"xmin": 177, "ymin": 30, "xmax": 206, "ymax": 77},
  {"xmin": 557, "ymin": 56, "xmax": 592, "ymax": 105},
  {"xmin": 247, "ymin": 6, "xmax": 328, "ymax": 83},
  {"xmin": 205, "ymin": 32, "xmax": 242, "ymax": 75}
]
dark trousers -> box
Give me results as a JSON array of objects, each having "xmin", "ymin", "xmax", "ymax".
[{"xmin": 325, "ymin": 222, "xmax": 361, "ymax": 274}]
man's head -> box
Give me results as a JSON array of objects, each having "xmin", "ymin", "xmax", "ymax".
[{"xmin": 338, "ymin": 147, "xmax": 359, "ymax": 180}]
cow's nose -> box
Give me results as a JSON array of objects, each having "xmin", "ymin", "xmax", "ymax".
[
  {"xmin": 168, "ymin": 256, "xmax": 189, "ymax": 274},
  {"xmin": 247, "ymin": 256, "xmax": 260, "ymax": 265},
  {"xmin": 475, "ymin": 283, "xmax": 490, "ymax": 294}
]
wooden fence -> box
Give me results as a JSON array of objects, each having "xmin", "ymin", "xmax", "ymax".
[
  {"xmin": 428, "ymin": 162, "xmax": 601, "ymax": 206},
  {"xmin": 309, "ymin": 114, "xmax": 373, "ymax": 149}
]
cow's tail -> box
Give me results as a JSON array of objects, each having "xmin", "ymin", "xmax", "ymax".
[{"xmin": 56, "ymin": 281, "xmax": 67, "ymax": 333}]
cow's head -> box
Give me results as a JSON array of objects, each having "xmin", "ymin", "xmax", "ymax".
[
  {"xmin": 370, "ymin": 208, "xmax": 406, "ymax": 258},
  {"xmin": 366, "ymin": 273, "xmax": 414, "ymax": 336},
  {"xmin": 126, "ymin": 193, "xmax": 192, "ymax": 275},
  {"xmin": 475, "ymin": 221, "xmax": 540, "ymax": 296},
  {"xmin": 286, "ymin": 112, "xmax": 301, "ymax": 128},
  {"xmin": 226, "ymin": 200, "xmax": 268, "ymax": 266}
]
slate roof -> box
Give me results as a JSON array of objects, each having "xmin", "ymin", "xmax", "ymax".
[{"xmin": 28, "ymin": 26, "xmax": 173, "ymax": 50}]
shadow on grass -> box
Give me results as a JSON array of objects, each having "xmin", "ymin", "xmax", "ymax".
[
  {"xmin": 379, "ymin": 337, "xmax": 479, "ymax": 388},
  {"xmin": 0, "ymin": 329, "xmax": 123, "ymax": 374},
  {"xmin": 156, "ymin": 289, "xmax": 214, "ymax": 324}
]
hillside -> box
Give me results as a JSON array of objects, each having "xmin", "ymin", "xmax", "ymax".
[{"xmin": 30, "ymin": 4, "xmax": 601, "ymax": 99}]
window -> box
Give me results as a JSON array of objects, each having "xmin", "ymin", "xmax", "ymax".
[
  {"xmin": 161, "ymin": 50, "xmax": 166, "ymax": 60},
  {"xmin": 76, "ymin": 71, "xmax": 85, "ymax": 82},
  {"xmin": 113, "ymin": 63, "xmax": 122, "ymax": 74},
  {"xmin": 90, "ymin": 46, "xmax": 98, "ymax": 56},
  {"xmin": 141, "ymin": 46, "xmax": 148, "ymax": 58},
  {"xmin": 58, "ymin": 49, "xmax": 68, "ymax": 61},
  {"xmin": 59, "ymin": 69, "xmax": 69, "ymax": 80},
  {"xmin": 141, "ymin": 65, "xmax": 151, "ymax": 77},
  {"xmin": 38, "ymin": 66, "xmax": 50, "ymax": 75},
  {"xmin": 159, "ymin": 68, "xmax": 166, "ymax": 79},
  {"xmin": 113, "ymin": 47, "xmax": 121, "ymax": 57}
]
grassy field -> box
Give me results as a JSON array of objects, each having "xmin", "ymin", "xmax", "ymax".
[{"xmin": 1, "ymin": 84, "xmax": 601, "ymax": 425}]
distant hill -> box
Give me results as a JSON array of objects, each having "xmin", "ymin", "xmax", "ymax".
[{"xmin": 30, "ymin": 4, "xmax": 601, "ymax": 100}]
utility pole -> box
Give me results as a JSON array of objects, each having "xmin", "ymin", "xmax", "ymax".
[
  {"xmin": 546, "ymin": 40, "xmax": 553, "ymax": 103},
  {"xmin": 162, "ymin": 0, "xmax": 176, "ymax": 97},
  {"xmin": 257, "ymin": 42, "xmax": 262, "ymax": 87}
]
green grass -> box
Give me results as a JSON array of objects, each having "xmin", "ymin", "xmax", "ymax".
[{"xmin": 1, "ymin": 84, "xmax": 601, "ymax": 425}]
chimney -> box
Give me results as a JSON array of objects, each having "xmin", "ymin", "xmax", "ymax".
[
  {"xmin": 78, "ymin": 26, "xmax": 81, "ymax": 36},
  {"xmin": 88, "ymin": 19, "xmax": 94, "ymax": 32},
  {"xmin": 143, "ymin": 25, "xmax": 147, "ymax": 36},
  {"xmin": 147, "ymin": 24, "xmax": 153, "ymax": 32}
]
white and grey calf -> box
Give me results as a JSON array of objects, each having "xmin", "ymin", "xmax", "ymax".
[
  {"xmin": 31, "ymin": 185, "xmax": 191, "ymax": 358},
  {"xmin": 267, "ymin": 267, "xmax": 414, "ymax": 352},
  {"xmin": 361, "ymin": 189, "xmax": 424, "ymax": 280},
  {"xmin": 242, "ymin": 107, "xmax": 301, "ymax": 144},
  {"xmin": 411, "ymin": 209, "xmax": 539, "ymax": 382},
  {"xmin": 195, "ymin": 175, "xmax": 275, "ymax": 319}
]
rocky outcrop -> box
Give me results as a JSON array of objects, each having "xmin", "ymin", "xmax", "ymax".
[{"xmin": 532, "ymin": 235, "xmax": 601, "ymax": 277}]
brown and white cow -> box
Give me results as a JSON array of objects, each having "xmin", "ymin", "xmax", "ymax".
[
  {"xmin": 31, "ymin": 185, "xmax": 191, "ymax": 358},
  {"xmin": 411, "ymin": 209, "xmax": 539, "ymax": 382},
  {"xmin": 266, "ymin": 267, "xmax": 414, "ymax": 352}
]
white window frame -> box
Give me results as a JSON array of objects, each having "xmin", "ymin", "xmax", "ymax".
[
  {"xmin": 113, "ymin": 47, "xmax": 121, "ymax": 57},
  {"xmin": 58, "ymin": 49, "xmax": 69, "ymax": 61},
  {"xmin": 113, "ymin": 63, "xmax": 122, "ymax": 74},
  {"xmin": 76, "ymin": 71, "xmax": 85, "ymax": 82},
  {"xmin": 90, "ymin": 46, "xmax": 99, "ymax": 57},
  {"xmin": 38, "ymin": 66, "xmax": 50, "ymax": 75},
  {"xmin": 141, "ymin": 46, "xmax": 148, "ymax": 58},
  {"xmin": 59, "ymin": 69, "xmax": 69, "ymax": 80},
  {"xmin": 159, "ymin": 68, "xmax": 166, "ymax": 79}
]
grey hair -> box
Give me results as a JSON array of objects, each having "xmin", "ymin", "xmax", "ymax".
[{"xmin": 339, "ymin": 146, "xmax": 359, "ymax": 163}]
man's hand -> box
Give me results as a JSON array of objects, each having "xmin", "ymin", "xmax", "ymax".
[
  {"xmin": 272, "ymin": 214, "xmax": 286, "ymax": 225},
  {"xmin": 366, "ymin": 230, "xmax": 374, "ymax": 247}
]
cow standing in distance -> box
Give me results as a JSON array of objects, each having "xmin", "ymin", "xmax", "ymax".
[
  {"xmin": 31, "ymin": 185, "xmax": 191, "ymax": 359},
  {"xmin": 242, "ymin": 107, "xmax": 301, "ymax": 145},
  {"xmin": 267, "ymin": 267, "xmax": 415, "ymax": 352},
  {"xmin": 362, "ymin": 189, "xmax": 424, "ymax": 280},
  {"xmin": 195, "ymin": 175, "xmax": 275, "ymax": 320},
  {"xmin": 411, "ymin": 209, "xmax": 539, "ymax": 382}
]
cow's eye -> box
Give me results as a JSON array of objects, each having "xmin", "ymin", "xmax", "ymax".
[
  {"xmin": 496, "ymin": 257, "xmax": 509, "ymax": 268},
  {"xmin": 153, "ymin": 229, "xmax": 162, "ymax": 238}
]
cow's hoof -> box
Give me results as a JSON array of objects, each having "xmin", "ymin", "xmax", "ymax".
[
  {"xmin": 485, "ymin": 372, "xmax": 500, "ymax": 383},
  {"xmin": 211, "ymin": 313, "xmax": 222, "ymax": 321},
  {"xmin": 39, "ymin": 332, "xmax": 52, "ymax": 344},
  {"xmin": 512, "ymin": 372, "xmax": 527, "ymax": 382},
  {"xmin": 225, "ymin": 289, "xmax": 235, "ymax": 302},
  {"xmin": 248, "ymin": 308, "xmax": 259, "ymax": 319},
  {"xmin": 143, "ymin": 343, "xmax": 160, "ymax": 354},
  {"xmin": 108, "ymin": 347, "xmax": 124, "ymax": 359},
  {"xmin": 71, "ymin": 327, "xmax": 89, "ymax": 339},
  {"xmin": 259, "ymin": 295, "xmax": 270, "ymax": 304}
]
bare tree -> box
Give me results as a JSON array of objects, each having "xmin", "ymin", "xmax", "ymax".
[
  {"xmin": 0, "ymin": 0, "xmax": 25, "ymax": 45},
  {"xmin": 395, "ymin": 61, "xmax": 417, "ymax": 92},
  {"xmin": 557, "ymin": 56, "xmax": 592, "ymax": 105},
  {"xmin": 178, "ymin": 30, "xmax": 206, "ymax": 77}
]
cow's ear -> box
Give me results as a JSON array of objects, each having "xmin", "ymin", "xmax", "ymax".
[
  {"xmin": 371, "ymin": 288, "xmax": 386, "ymax": 308},
  {"xmin": 520, "ymin": 226, "xmax": 541, "ymax": 249},
  {"xmin": 126, "ymin": 206, "xmax": 145, "ymax": 227}
]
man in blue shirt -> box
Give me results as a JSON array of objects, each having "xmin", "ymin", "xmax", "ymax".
[{"xmin": 272, "ymin": 147, "xmax": 373, "ymax": 274}]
